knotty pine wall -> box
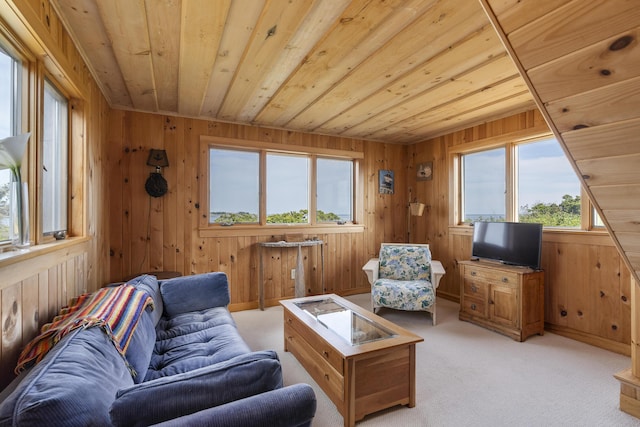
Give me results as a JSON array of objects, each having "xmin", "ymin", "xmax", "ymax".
[
  {"xmin": 410, "ymin": 110, "xmax": 632, "ymax": 355},
  {"xmin": 107, "ymin": 111, "xmax": 409, "ymax": 310},
  {"xmin": 0, "ymin": 0, "xmax": 111, "ymax": 389}
]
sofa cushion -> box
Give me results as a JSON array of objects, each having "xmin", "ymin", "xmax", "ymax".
[
  {"xmin": 110, "ymin": 350, "xmax": 283, "ymax": 427},
  {"xmin": 0, "ymin": 328, "xmax": 134, "ymax": 427},
  {"xmin": 155, "ymin": 305, "xmax": 238, "ymax": 340},
  {"xmin": 124, "ymin": 310, "xmax": 156, "ymax": 383},
  {"xmin": 146, "ymin": 307, "xmax": 251, "ymax": 380},
  {"xmin": 160, "ymin": 272, "xmax": 230, "ymax": 317},
  {"xmin": 128, "ymin": 274, "xmax": 163, "ymax": 325}
]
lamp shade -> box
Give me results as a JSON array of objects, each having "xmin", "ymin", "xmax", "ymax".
[
  {"xmin": 147, "ymin": 149, "xmax": 169, "ymax": 167},
  {"xmin": 410, "ymin": 202, "xmax": 425, "ymax": 216}
]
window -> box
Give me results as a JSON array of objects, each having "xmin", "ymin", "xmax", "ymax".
[
  {"xmin": 317, "ymin": 158, "xmax": 352, "ymax": 223},
  {"xmin": 459, "ymin": 137, "xmax": 584, "ymax": 228},
  {"xmin": 517, "ymin": 138, "xmax": 581, "ymax": 227},
  {"xmin": 266, "ymin": 153, "xmax": 309, "ymax": 224},
  {"xmin": 461, "ymin": 147, "xmax": 505, "ymax": 222},
  {"xmin": 42, "ymin": 79, "xmax": 68, "ymax": 234},
  {"xmin": 0, "ymin": 46, "xmax": 21, "ymax": 242},
  {"xmin": 210, "ymin": 148, "xmax": 259, "ymax": 224},
  {"xmin": 207, "ymin": 144, "xmax": 357, "ymax": 227}
]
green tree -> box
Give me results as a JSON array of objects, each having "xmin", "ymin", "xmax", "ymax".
[
  {"xmin": 212, "ymin": 209, "xmax": 342, "ymax": 224},
  {"xmin": 213, "ymin": 212, "xmax": 258, "ymax": 224},
  {"xmin": 519, "ymin": 194, "xmax": 580, "ymax": 227},
  {"xmin": 317, "ymin": 210, "xmax": 341, "ymax": 222},
  {"xmin": 267, "ymin": 210, "xmax": 308, "ymax": 224}
]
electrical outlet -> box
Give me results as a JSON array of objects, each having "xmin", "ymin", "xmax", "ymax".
[{"xmin": 291, "ymin": 269, "xmax": 296, "ymax": 279}]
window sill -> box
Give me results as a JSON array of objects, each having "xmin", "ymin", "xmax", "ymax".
[
  {"xmin": 0, "ymin": 236, "xmax": 90, "ymax": 270},
  {"xmin": 199, "ymin": 224, "xmax": 365, "ymax": 238}
]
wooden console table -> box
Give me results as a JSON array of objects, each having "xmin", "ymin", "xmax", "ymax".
[{"xmin": 258, "ymin": 240, "xmax": 324, "ymax": 310}]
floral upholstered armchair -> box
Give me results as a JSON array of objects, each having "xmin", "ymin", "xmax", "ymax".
[{"xmin": 362, "ymin": 243, "xmax": 445, "ymax": 325}]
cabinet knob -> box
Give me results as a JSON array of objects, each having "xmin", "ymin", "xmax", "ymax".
[
  {"xmin": 470, "ymin": 271, "xmax": 477, "ymax": 276},
  {"xmin": 502, "ymin": 277, "xmax": 509, "ymax": 283},
  {"xmin": 471, "ymin": 284, "xmax": 478, "ymax": 293},
  {"xmin": 324, "ymin": 374, "xmax": 330, "ymax": 381},
  {"xmin": 322, "ymin": 350, "xmax": 329, "ymax": 358},
  {"xmin": 470, "ymin": 303, "xmax": 477, "ymax": 310}
]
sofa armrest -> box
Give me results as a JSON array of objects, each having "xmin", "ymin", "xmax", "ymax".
[
  {"xmin": 110, "ymin": 351, "xmax": 283, "ymax": 427},
  {"xmin": 362, "ymin": 258, "xmax": 379, "ymax": 285},
  {"xmin": 431, "ymin": 260, "xmax": 445, "ymax": 289},
  {"xmin": 151, "ymin": 383, "xmax": 317, "ymax": 427}
]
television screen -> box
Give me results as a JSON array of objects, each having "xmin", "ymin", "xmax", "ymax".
[{"xmin": 471, "ymin": 221, "xmax": 542, "ymax": 270}]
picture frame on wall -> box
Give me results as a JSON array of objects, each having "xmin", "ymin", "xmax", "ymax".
[
  {"xmin": 416, "ymin": 161, "xmax": 433, "ymax": 181},
  {"xmin": 379, "ymin": 170, "xmax": 394, "ymax": 194}
]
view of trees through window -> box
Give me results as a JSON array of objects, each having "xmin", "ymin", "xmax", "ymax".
[
  {"xmin": 462, "ymin": 138, "xmax": 581, "ymax": 227},
  {"xmin": 209, "ymin": 147, "xmax": 353, "ymax": 225}
]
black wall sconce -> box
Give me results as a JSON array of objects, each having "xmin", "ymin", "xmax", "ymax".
[{"xmin": 145, "ymin": 149, "xmax": 169, "ymax": 197}]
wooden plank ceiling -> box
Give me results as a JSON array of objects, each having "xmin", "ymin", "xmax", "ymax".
[
  {"xmin": 482, "ymin": 0, "xmax": 640, "ymax": 283},
  {"xmin": 51, "ymin": 0, "xmax": 536, "ymax": 144}
]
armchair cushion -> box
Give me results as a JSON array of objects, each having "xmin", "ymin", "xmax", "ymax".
[
  {"xmin": 378, "ymin": 245, "xmax": 431, "ymax": 281},
  {"xmin": 372, "ymin": 279, "xmax": 435, "ymax": 311}
]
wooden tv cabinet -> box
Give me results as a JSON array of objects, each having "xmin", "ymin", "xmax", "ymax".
[{"xmin": 459, "ymin": 260, "xmax": 544, "ymax": 342}]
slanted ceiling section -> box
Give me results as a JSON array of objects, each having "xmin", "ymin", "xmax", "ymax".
[{"xmin": 482, "ymin": 0, "xmax": 640, "ymax": 283}]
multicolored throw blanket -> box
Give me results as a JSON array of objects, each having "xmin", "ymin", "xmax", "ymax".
[{"xmin": 15, "ymin": 284, "xmax": 153, "ymax": 375}]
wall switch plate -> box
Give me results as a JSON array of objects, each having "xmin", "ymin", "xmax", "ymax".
[{"xmin": 291, "ymin": 269, "xmax": 296, "ymax": 279}]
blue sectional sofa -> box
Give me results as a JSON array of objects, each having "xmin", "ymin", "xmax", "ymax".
[{"xmin": 0, "ymin": 272, "xmax": 316, "ymax": 426}]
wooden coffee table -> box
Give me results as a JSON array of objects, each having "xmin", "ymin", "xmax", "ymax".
[{"xmin": 280, "ymin": 294, "xmax": 423, "ymax": 427}]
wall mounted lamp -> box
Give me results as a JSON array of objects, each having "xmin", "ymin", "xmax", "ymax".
[{"xmin": 145, "ymin": 149, "xmax": 169, "ymax": 197}]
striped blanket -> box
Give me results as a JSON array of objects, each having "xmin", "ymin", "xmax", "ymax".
[{"xmin": 16, "ymin": 284, "xmax": 153, "ymax": 375}]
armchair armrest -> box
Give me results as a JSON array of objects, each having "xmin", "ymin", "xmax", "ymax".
[
  {"xmin": 151, "ymin": 384, "xmax": 317, "ymax": 427},
  {"xmin": 431, "ymin": 260, "xmax": 445, "ymax": 289},
  {"xmin": 362, "ymin": 258, "xmax": 379, "ymax": 285}
]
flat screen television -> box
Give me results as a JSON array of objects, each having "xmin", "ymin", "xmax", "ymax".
[{"xmin": 471, "ymin": 221, "xmax": 543, "ymax": 270}]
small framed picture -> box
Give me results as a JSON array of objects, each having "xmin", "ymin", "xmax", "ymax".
[
  {"xmin": 416, "ymin": 161, "xmax": 433, "ymax": 181},
  {"xmin": 379, "ymin": 170, "xmax": 394, "ymax": 194}
]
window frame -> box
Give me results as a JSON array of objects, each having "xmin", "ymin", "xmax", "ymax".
[
  {"xmin": 199, "ymin": 136, "xmax": 364, "ymax": 237},
  {"xmin": 40, "ymin": 76, "xmax": 70, "ymax": 239},
  {"xmin": 0, "ymin": 31, "xmax": 33, "ymax": 250},
  {"xmin": 450, "ymin": 132, "xmax": 601, "ymax": 231},
  {"xmin": 0, "ymin": 21, "xmax": 82, "ymax": 254}
]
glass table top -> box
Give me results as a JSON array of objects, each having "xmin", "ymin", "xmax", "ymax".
[{"xmin": 294, "ymin": 297, "xmax": 395, "ymax": 345}]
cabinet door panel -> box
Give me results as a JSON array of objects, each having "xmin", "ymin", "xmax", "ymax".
[{"xmin": 489, "ymin": 284, "xmax": 518, "ymax": 327}]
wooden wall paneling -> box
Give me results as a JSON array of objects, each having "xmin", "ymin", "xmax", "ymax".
[
  {"xmin": 1, "ymin": 284, "xmax": 22, "ymax": 388},
  {"xmin": 20, "ymin": 275, "xmax": 39, "ymax": 347},
  {"xmin": 324, "ymin": 233, "xmax": 338, "ymax": 294},
  {"xmin": 148, "ymin": 196, "xmax": 164, "ymax": 272},
  {"xmin": 561, "ymin": 242, "xmax": 589, "ymax": 333},
  {"xmin": 184, "ymin": 119, "xmax": 199, "ymax": 276},
  {"xmin": 47, "ymin": 267, "xmax": 58, "ymax": 324},
  {"xmin": 108, "ymin": 110, "xmax": 125, "ymax": 280},
  {"xmin": 592, "ymin": 245, "xmax": 627, "ymax": 343},
  {"xmin": 37, "ymin": 270, "xmax": 49, "ymax": 330},
  {"xmin": 162, "ymin": 116, "xmax": 179, "ymax": 273},
  {"xmin": 174, "ymin": 117, "xmax": 186, "ymax": 274},
  {"xmin": 544, "ymin": 240, "xmax": 568, "ymax": 324}
]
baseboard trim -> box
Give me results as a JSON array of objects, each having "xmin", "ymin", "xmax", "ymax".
[{"xmin": 545, "ymin": 323, "xmax": 631, "ymax": 356}]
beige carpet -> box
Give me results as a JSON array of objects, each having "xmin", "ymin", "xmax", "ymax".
[{"xmin": 231, "ymin": 295, "xmax": 638, "ymax": 426}]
